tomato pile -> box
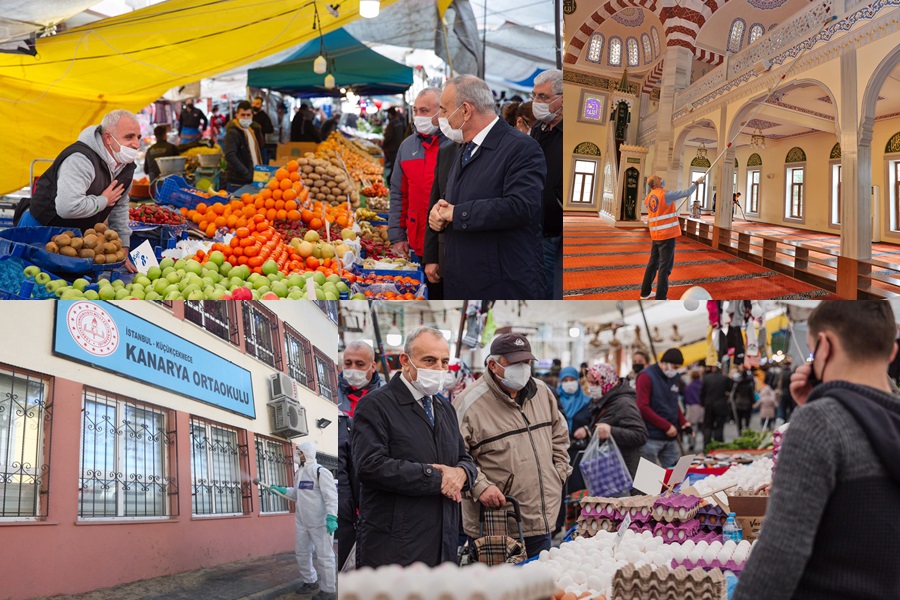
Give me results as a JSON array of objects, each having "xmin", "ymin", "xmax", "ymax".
[
  {"xmin": 360, "ymin": 181, "xmax": 389, "ymax": 197},
  {"xmin": 129, "ymin": 205, "xmax": 186, "ymax": 225}
]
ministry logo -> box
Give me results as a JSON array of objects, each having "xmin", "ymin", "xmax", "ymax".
[{"xmin": 67, "ymin": 302, "xmax": 119, "ymax": 357}]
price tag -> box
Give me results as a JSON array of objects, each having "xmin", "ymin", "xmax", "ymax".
[
  {"xmin": 615, "ymin": 512, "xmax": 633, "ymax": 549},
  {"xmin": 128, "ymin": 240, "xmax": 159, "ymax": 274}
]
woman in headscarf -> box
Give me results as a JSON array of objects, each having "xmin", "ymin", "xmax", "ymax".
[
  {"xmin": 558, "ymin": 365, "xmax": 592, "ymax": 491},
  {"xmin": 583, "ymin": 364, "xmax": 649, "ymax": 479}
]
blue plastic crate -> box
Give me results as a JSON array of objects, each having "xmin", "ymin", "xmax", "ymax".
[
  {"xmin": 0, "ymin": 226, "xmax": 125, "ymax": 276},
  {"xmin": 0, "ymin": 248, "xmax": 62, "ymax": 299},
  {"xmin": 154, "ymin": 175, "xmax": 210, "ymax": 210}
]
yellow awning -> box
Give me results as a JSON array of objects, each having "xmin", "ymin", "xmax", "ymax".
[{"xmin": 0, "ymin": 0, "xmax": 399, "ymax": 195}]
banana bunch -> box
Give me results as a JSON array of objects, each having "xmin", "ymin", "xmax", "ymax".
[{"xmin": 356, "ymin": 208, "xmax": 386, "ymax": 222}]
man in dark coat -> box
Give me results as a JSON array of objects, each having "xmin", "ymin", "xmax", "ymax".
[
  {"xmin": 422, "ymin": 141, "xmax": 461, "ymax": 300},
  {"xmin": 337, "ymin": 411, "xmax": 356, "ymax": 570},
  {"xmin": 251, "ymin": 96, "xmax": 275, "ymax": 163},
  {"xmin": 733, "ymin": 365, "xmax": 756, "ymax": 434},
  {"xmin": 178, "ymin": 99, "xmax": 207, "ymax": 143},
  {"xmin": 700, "ymin": 363, "xmax": 734, "ymax": 444},
  {"xmin": 352, "ymin": 327, "xmax": 477, "ymax": 568},
  {"xmin": 428, "ymin": 75, "xmax": 546, "ymax": 300},
  {"xmin": 223, "ymin": 101, "xmax": 264, "ymax": 194}
]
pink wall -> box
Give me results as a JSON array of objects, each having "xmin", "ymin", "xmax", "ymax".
[{"xmin": 0, "ymin": 378, "xmax": 296, "ymax": 600}]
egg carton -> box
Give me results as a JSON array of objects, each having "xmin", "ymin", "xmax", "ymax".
[
  {"xmin": 674, "ymin": 558, "xmax": 745, "ymax": 574},
  {"xmin": 652, "ymin": 494, "xmax": 701, "ymax": 522},
  {"xmin": 696, "ymin": 503, "xmax": 728, "ymax": 528},
  {"xmin": 653, "ymin": 519, "xmax": 700, "ymax": 543},
  {"xmin": 580, "ymin": 505, "xmax": 619, "ymax": 520},
  {"xmin": 611, "ymin": 564, "xmax": 726, "ymax": 600},
  {"xmin": 627, "ymin": 522, "xmax": 655, "ymax": 534},
  {"xmin": 575, "ymin": 517, "xmax": 619, "ymax": 538}
]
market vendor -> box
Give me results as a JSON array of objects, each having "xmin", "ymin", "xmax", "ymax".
[
  {"xmin": 223, "ymin": 101, "xmax": 263, "ymax": 194},
  {"xmin": 144, "ymin": 125, "xmax": 210, "ymax": 182},
  {"xmin": 16, "ymin": 108, "xmax": 137, "ymax": 272},
  {"xmin": 178, "ymin": 98, "xmax": 208, "ymax": 144}
]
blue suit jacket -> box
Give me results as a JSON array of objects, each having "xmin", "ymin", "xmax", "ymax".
[{"xmin": 440, "ymin": 118, "xmax": 547, "ymax": 299}]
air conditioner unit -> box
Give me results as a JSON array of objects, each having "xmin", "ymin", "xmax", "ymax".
[
  {"xmin": 270, "ymin": 398, "xmax": 309, "ymax": 437},
  {"xmin": 269, "ymin": 372, "xmax": 298, "ymax": 402}
]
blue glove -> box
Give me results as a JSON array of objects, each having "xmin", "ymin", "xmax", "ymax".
[
  {"xmin": 271, "ymin": 486, "xmax": 288, "ymax": 495},
  {"xmin": 326, "ymin": 514, "xmax": 338, "ymax": 534}
]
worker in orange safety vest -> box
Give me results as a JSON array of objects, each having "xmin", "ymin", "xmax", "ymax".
[{"xmin": 640, "ymin": 174, "xmax": 704, "ymax": 300}]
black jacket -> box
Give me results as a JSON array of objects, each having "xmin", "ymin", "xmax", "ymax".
[
  {"xmin": 589, "ymin": 380, "xmax": 649, "ymax": 478},
  {"xmin": 337, "ymin": 412, "xmax": 356, "ymax": 569},
  {"xmin": 352, "ymin": 372, "xmax": 477, "ymax": 568},
  {"xmin": 701, "ymin": 371, "xmax": 734, "ymax": 416},
  {"xmin": 223, "ymin": 120, "xmax": 263, "ymax": 185},
  {"xmin": 733, "ymin": 372, "xmax": 756, "ymax": 411},
  {"xmin": 290, "ymin": 112, "xmax": 321, "ymax": 143},
  {"xmin": 438, "ymin": 119, "xmax": 547, "ymax": 299},
  {"xmin": 423, "ymin": 142, "xmax": 461, "ymax": 266},
  {"xmin": 178, "ymin": 106, "xmax": 208, "ymax": 131},
  {"xmin": 253, "ymin": 110, "xmax": 274, "ymax": 137},
  {"xmin": 382, "ymin": 118, "xmax": 406, "ymax": 162},
  {"xmin": 531, "ymin": 121, "xmax": 563, "ymax": 238}
]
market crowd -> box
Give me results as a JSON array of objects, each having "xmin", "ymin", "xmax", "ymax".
[
  {"xmin": 337, "ymin": 303, "xmax": 900, "ymax": 600},
  {"xmin": 388, "ymin": 72, "xmax": 563, "ymax": 300}
]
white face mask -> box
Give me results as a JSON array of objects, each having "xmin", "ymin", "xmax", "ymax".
[
  {"xmin": 343, "ymin": 369, "xmax": 369, "ymax": 389},
  {"xmin": 109, "ymin": 134, "xmax": 138, "ymax": 164},
  {"xmin": 587, "ymin": 384, "xmax": 604, "ymax": 399},
  {"xmin": 497, "ymin": 362, "xmax": 531, "ymax": 392},
  {"xmin": 561, "ymin": 380, "xmax": 580, "ymax": 395},
  {"xmin": 438, "ymin": 105, "xmax": 464, "ymax": 144},
  {"xmin": 239, "ymin": 118, "xmax": 253, "ymax": 129},
  {"xmin": 444, "ymin": 371, "xmax": 456, "ymax": 389},
  {"xmin": 408, "ymin": 357, "xmax": 445, "ymax": 396},
  {"xmin": 662, "ymin": 365, "xmax": 680, "ymax": 379},
  {"xmin": 414, "ymin": 115, "xmax": 439, "ymax": 136},
  {"xmin": 531, "ymin": 100, "xmax": 559, "ymax": 123}
]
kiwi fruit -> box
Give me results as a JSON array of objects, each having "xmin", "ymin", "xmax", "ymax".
[
  {"xmin": 83, "ymin": 228, "xmax": 96, "ymax": 237},
  {"xmin": 79, "ymin": 248, "xmax": 95, "ymax": 259},
  {"xmin": 94, "ymin": 254, "xmax": 107, "ymax": 264},
  {"xmin": 104, "ymin": 230, "xmax": 118, "ymax": 241},
  {"xmin": 69, "ymin": 237, "xmax": 84, "ymax": 251},
  {"xmin": 115, "ymin": 249, "xmax": 126, "ymax": 262},
  {"xmin": 94, "ymin": 223, "xmax": 108, "ymax": 234},
  {"xmin": 103, "ymin": 242, "xmax": 118, "ymax": 254},
  {"xmin": 59, "ymin": 246, "xmax": 78, "ymax": 257},
  {"xmin": 45, "ymin": 241, "xmax": 59, "ymax": 253},
  {"xmin": 61, "ymin": 230, "xmax": 76, "ymax": 238},
  {"xmin": 54, "ymin": 234, "xmax": 71, "ymax": 247},
  {"xmin": 82, "ymin": 234, "xmax": 98, "ymax": 249},
  {"xmin": 112, "ymin": 240, "xmax": 122, "ymax": 251},
  {"xmin": 105, "ymin": 253, "xmax": 118, "ymax": 264}
]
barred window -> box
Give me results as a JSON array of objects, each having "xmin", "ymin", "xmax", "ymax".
[
  {"xmin": 255, "ymin": 435, "xmax": 294, "ymax": 513},
  {"xmin": 315, "ymin": 350, "xmax": 338, "ymax": 404},
  {"xmin": 242, "ymin": 302, "xmax": 282, "ymax": 369},
  {"xmin": 285, "ymin": 326, "xmax": 315, "ymax": 390},
  {"xmin": 184, "ymin": 301, "xmax": 234, "ymax": 343},
  {"xmin": 0, "ymin": 368, "xmax": 52, "ymax": 518},
  {"xmin": 190, "ymin": 417, "xmax": 251, "ymax": 516},
  {"xmin": 315, "ymin": 300, "xmax": 339, "ymax": 325},
  {"xmin": 79, "ymin": 389, "xmax": 176, "ymax": 518}
]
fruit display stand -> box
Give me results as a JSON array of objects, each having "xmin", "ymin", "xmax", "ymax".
[{"xmin": 0, "ymin": 226, "xmax": 126, "ymax": 276}]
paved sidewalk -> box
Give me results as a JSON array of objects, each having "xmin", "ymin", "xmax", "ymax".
[{"xmin": 38, "ymin": 552, "xmax": 318, "ymax": 600}]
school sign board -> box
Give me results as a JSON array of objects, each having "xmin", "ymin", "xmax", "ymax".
[{"xmin": 53, "ymin": 301, "xmax": 256, "ymax": 418}]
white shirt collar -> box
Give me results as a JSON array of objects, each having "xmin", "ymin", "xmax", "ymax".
[
  {"xmin": 469, "ymin": 116, "xmax": 499, "ymax": 151},
  {"xmin": 400, "ymin": 371, "xmax": 426, "ymax": 402}
]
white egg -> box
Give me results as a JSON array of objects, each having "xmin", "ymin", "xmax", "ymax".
[
  {"xmin": 723, "ymin": 540, "xmax": 737, "ymax": 552},
  {"xmin": 710, "ymin": 541, "xmax": 723, "ymax": 552},
  {"xmin": 718, "ymin": 546, "xmax": 732, "ymax": 563},
  {"xmin": 703, "ymin": 545, "xmax": 718, "ymax": 564},
  {"xmin": 683, "ymin": 540, "xmax": 695, "ymax": 551},
  {"xmin": 696, "ymin": 541, "xmax": 709, "ymax": 552},
  {"xmin": 587, "ymin": 575, "xmax": 605, "ymax": 590},
  {"xmin": 732, "ymin": 546, "xmax": 749, "ymax": 564}
]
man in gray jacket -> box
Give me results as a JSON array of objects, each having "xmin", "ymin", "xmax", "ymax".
[
  {"xmin": 734, "ymin": 301, "xmax": 900, "ymax": 600},
  {"xmin": 18, "ymin": 109, "xmax": 137, "ymax": 270}
]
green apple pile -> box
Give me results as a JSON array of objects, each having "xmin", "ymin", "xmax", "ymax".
[{"xmin": 25, "ymin": 252, "xmax": 354, "ymax": 301}]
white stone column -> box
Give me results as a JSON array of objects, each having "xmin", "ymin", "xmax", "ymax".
[
  {"xmin": 652, "ymin": 46, "xmax": 695, "ymax": 180},
  {"xmin": 840, "ymin": 49, "xmax": 872, "ymax": 261},
  {"xmin": 715, "ymin": 106, "xmax": 735, "ymax": 228}
]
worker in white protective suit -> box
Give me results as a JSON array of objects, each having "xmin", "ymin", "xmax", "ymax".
[{"xmin": 271, "ymin": 440, "xmax": 338, "ymax": 600}]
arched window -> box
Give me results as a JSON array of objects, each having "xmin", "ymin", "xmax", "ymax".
[
  {"xmin": 627, "ymin": 37, "xmax": 639, "ymax": 67},
  {"xmin": 748, "ymin": 24, "xmax": 764, "ymax": 44},
  {"xmin": 641, "ymin": 34, "xmax": 652, "ymax": 64},
  {"xmin": 609, "ymin": 37, "xmax": 622, "ymax": 67},
  {"xmin": 587, "ymin": 34, "xmax": 603, "ymax": 63},
  {"xmin": 728, "ymin": 19, "xmax": 746, "ymax": 53},
  {"xmin": 651, "ymin": 28, "xmax": 660, "ymax": 55}
]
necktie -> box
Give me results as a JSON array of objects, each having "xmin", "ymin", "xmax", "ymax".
[
  {"xmin": 422, "ymin": 396, "xmax": 435, "ymax": 427},
  {"xmin": 461, "ymin": 142, "xmax": 475, "ymax": 167}
]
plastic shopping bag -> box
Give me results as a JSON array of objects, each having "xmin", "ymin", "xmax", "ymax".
[{"xmin": 579, "ymin": 431, "xmax": 633, "ymax": 497}]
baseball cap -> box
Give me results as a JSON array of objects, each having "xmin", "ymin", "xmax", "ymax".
[{"xmin": 490, "ymin": 333, "xmax": 537, "ymax": 363}]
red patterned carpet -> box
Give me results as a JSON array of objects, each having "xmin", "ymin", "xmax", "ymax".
[{"xmin": 564, "ymin": 216, "xmax": 843, "ymax": 300}]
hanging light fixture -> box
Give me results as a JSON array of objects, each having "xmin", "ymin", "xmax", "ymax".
[
  {"xmin": 359, "ymin": 0, "xmax": 381, "ymax": 18},
  {"xmin": 314, "ymin": 54, "xmax": 327, "ymax": 75},
  {"xmin": 312, "ymin": 6, "xmax": 328, "ymax": 75},
  {"xmin": 750, "ymin": 127, "xmax": 766, "ymax": 150},
  {"xmin": 324, "ymin": 72, "xmax": 336, "ymax": 89},
  {"xmin": 696, "ymin": 142, "xmax": 708, "ymax": 160}
]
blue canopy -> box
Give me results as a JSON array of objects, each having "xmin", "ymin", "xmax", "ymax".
[{"xmin": 247, "ymin": 28, "xmax": 413, "ymax": 97}]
